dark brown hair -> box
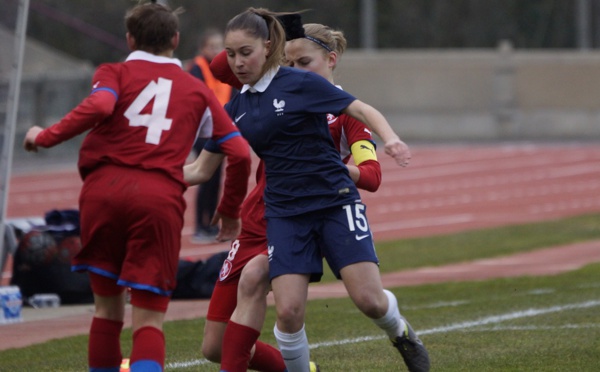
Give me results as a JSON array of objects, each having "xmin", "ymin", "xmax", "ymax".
[
  {"xmin": 224, "ymin": 8, "xmax": 289, "ymax": 75},
  {"xmin": 125, "ymin": 2, "xmax": 182, "ymax": 54}
]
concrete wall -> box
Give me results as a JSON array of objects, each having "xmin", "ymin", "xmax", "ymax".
[
  {"xmin": 8, "ymin": 46, "xmax": 600, "ymax": 171},
  {"xmin": 335, "ymin": 45, "xmax": 600, "ymax": 141},
  {"xmin": 1, "ymin": 25, "xmax": 94, "ymax": 171}
]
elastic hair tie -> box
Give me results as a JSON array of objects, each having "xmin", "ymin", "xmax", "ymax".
[
  {"xmin": 277, "ymin": 14, "xmax": 305, "ymax": 40},
  {"xmin": 305, "ymin": 36, "xmax": 333, "ymax": 52}
]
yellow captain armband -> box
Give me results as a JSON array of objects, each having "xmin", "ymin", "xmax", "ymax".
[{"xmin": 350, "ymin": 140, "xmax": 378, "ymax": 165}]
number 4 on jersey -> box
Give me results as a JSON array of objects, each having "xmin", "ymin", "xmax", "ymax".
[{"xmin": 124, "ymin": 78, "xmax": 173, "ymax": 145}]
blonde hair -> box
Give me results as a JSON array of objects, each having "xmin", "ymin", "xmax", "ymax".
[{"xmin": 303, "ymin": 23, "xmax": 347, "ymax": 56}]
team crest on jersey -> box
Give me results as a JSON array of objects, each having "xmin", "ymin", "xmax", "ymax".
[
  {"xmin": 219, "ymin": 259, "xmax": 233, "ymax": 281},
  {"xmin": 267, "ymin": 245, "xmax": 275, "ymax": 261},
  {"xmin": 273, "ymin": 99, "xmax": 285, "ymax": 116},
  {"xmin": 327, "ymin": 113, "xmax": 338, "ymax": 125}
]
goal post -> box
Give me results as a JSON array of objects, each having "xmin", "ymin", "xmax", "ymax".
[{"xmin": 0, "ymin": 0, "xmax": 30, "ymax": 268}]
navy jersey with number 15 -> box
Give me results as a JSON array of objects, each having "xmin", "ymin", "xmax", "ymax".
[{"xmin": 226, "ymin": 66, "xmax": 360, "ymax": 218}]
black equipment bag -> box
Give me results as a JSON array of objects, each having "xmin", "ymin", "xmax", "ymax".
[
  {"xmin": 10, "ymin": 209, "xmax": 93, "ymax": 305},
  {"xmin": 171, "ymin": 251, "xmax": 228, "ymax": 299}
]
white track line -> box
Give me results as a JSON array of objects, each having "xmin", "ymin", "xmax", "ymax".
[{"xmin": 165, "ymin": 299, "xmax": 600, "ymax": 370}]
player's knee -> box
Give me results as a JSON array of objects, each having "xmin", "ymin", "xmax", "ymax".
[
  {"xmin": 239, "ymin": 264, "xmax": 270, "ymax": 299},
  {"xmin": 201, "ymin": 339, "xmax": 221, "ymax": 363},
  {"xmin": 275, "ymin": 303, "xmax": 305, "ymax": 331},
  {"xmin": 353, "ymin": 291, "xmax": 387, "ymax": 319}
]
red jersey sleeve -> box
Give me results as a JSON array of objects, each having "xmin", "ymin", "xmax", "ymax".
[
  {"xmin": 339, "ymin": 115, "xmax": 382, "ymax": 192},
  {"xmin": 209, "ymin": 50, "xmax": 243, "ymax": 90},
  {"xmin": 216, "ymin": 135, "xmax": 251, "ymax": 219},
  {"xmin": 35, "ymin": 65, "xmax": 118, "ymax": 148},
  {"xmin": 340, "ymin": 114, "xmax": 375, "ymax": 144},
  {"xmin": 206, "ymin": 93, "xmax": 251, "ymax": 219},
  {"xmin": 355, "ymin": 160, "xmax": 382, "ymax": 192}
]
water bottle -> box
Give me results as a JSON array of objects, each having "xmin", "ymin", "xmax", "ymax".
[
  {"xmin": 28, "ymin": 293, "xmax": 61, "ymax": 308},
  {"xmin": 0, "ymin": 286, "xmax": 23, "ymax": 324}
]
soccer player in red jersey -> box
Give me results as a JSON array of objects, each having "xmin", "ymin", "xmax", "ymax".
[{"xmin": 23, "ymin": 3, "xmax": 250, "ymax": 372}]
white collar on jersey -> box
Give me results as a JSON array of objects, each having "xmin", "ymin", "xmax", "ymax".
[
  {"xmin": 125, "ymin": 50, "xmax": 182, "ymax": 68},
  {"xmin": 241, "ymin": 66, "xmax": 280, "ymax": 93}
]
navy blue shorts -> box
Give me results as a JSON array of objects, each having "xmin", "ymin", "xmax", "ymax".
[{"xmin": 266, "ymin": 202, "xmax": 379, "ymax": 281}]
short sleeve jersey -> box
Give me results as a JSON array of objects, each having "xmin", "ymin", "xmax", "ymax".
[
  {"xmin": 226, "ymin": 67, "xmax": 360, "ymax": 217},
  {"xmin": 78, "ymin": 51, "xmax": 236, "ymax": 188}
]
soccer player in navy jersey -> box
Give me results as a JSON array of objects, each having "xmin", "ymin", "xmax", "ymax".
[
  {"xmin": 23, "ymin": 3, "xmax": 250, "ymax": 371},
  {"xmin": 186, "ymin": 18, "xmax": 383, "ymax": 372},
  {"xmin": 214, "ymin": 7, "xmax": 430, "ymax": 372}
]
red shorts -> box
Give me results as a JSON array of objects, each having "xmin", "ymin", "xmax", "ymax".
[
  {"xmin": 206, "ymin": 232, "xmax": 267, "ymax": 322},
  {"xmin": 89, "ymin": 272, "xmax": 170, "ymax": 312},
  {"xmin": 73, "ymin": 164, "xmax": 185, "ymax": 297}
]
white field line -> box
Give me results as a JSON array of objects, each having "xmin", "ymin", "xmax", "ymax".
[
  {"xmin": 417, "ymin": 299, "xmax": 600, "ymax": 336},
  {"xmin": 165, "ymin": 299, "xmax": 600, "ymax": 370},
  {"xmin": 166, "ymin": 359, "xmax": 212, "ymax": 369},
  {"xmin": 404, "ymin": 300, "xmax": 471, "ymax": 309},
  {"xmin": 464, "ymin": 323, "xmax": 600, "ymax": 332}
]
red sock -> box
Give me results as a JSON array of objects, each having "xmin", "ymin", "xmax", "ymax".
[
  {"xmin": 248, "ymin": 340, "xmax": 287, "ymax": 372},
  {"xmin": 130, "ymin": 326, "xmax": 165, "ymax": 371},
  {"xmin": 220, "ymin": 321, "xmax": 259, "ymax": 372},
  {"xmin": 88, "ymin": 317, "xmax": 124, "ymax": 369}
]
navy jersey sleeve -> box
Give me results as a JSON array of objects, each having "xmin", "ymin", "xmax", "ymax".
[
  {"xmin": 203, "ymin": 139, "xmax": 221, "ymax": 153},
  {"xmin": 298, "ymin": 70, "xmax": 356, "ymax": 116}
]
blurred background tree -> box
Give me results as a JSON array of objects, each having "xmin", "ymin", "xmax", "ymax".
[{"xmin": 1, "ymin": 0, "xmax": 598, "ymax": 66}]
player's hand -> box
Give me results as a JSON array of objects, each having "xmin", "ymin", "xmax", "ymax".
[
  {"xmin": 211, "ymin": 212, "xmax": 241, "ymax": 242},
  {"xmin": 384, "ymin": 137, "xmax": 411, "ymax": 167},
  {"xmin": 23, "ymin": 126, "xmax": 44, "ymax": 152}
]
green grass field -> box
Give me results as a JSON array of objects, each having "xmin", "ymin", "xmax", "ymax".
[{"xmin": 1, "ymin": 213, "xmax": 600, "ymax": 371}]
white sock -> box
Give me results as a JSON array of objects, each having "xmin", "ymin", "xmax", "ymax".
[
  {"xmin": 274, "ymin": 323, "xmax": 310, "ymax": 372},
  {"xmin": 372, "ymin": 289, "xmax": 406, "ymax": 340}
]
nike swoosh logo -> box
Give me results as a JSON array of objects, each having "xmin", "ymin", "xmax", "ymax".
[
  {"xmin": 355, "ymin": 234, "xmax": 369, "ymax": 241},
  {"xmin": 235, "ymin": 112, "xmax": 246, "ymax": 122}
]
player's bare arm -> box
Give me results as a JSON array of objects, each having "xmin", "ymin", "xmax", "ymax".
[
  {"xmin": 343, "ymin": 100, "xmax": 411, "ymax": 167},
  {"xmin": 184, "ymin": 149, "xmax": 225, "ymax": 186}
]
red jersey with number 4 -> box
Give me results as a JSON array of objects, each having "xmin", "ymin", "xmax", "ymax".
[{"xmin": 77, "ymin": 51, "xmax": 237, "ymax": 189}]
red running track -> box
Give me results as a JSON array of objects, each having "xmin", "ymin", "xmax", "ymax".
[{"xmin": 4, "ymin": 143, "xmax": 600, "ymax": 284}]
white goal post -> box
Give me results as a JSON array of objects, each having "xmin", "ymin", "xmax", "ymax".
[{"xmin": 0, "ymin": 0, "xmax": 30, "ymax": 269}]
